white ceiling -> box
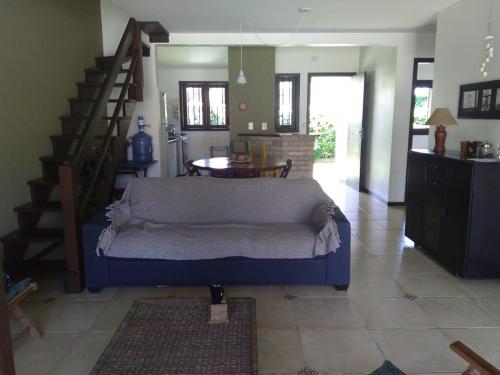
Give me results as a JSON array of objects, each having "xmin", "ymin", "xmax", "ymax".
[
  {"xmin": 157, "ymin": 46, "xmax": 228, "ymax": 68},
  {"xmin": 112, "ymin": 0, "xmax": 459, "ymax": 33}
]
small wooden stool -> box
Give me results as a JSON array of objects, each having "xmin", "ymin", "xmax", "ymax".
[
  {"xmin": 7, "ymin": 283, "xmax": 41, "ymax": 339},
  {"xmin": 451, "ymin": 341, "xmax": 500, "ymax": 375}
]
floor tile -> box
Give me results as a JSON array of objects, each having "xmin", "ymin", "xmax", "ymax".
[
  {"xmin": 52, "ymin": 331, "xmax": 114, "ymax": 375},
  {"xmin": 347, "ymin": 274, "xmax": 406, "ymax": 298},
  {"xmin": 371, "ymin": 329, "xmax": 464, "ymax": 373},
  {"xmin": 292, "ymin": 298, "xmax": 365, "ymax": 329},
  {"xmin": 395, "ymin": 274, "xmax": 466, "ymax": 297},
  {"xmin": 300, "ymin": 329, "xmax": 383, "ymax": 372},
  {"xmin": 286, "ymin": 285, "xmax": 341, "ymax": 298},
  {"xmin": 58, "ymin": 287, "xmax": 118, "ymax": 301},
  {"xmin": 256, "ymin": 298, "xmax": 296, "ymax": 329},
  {"xmin": 351, "ymin": 256, "xmax": 390, "ymax": 276},
  {"xmin": 454, "ymin": 279, "xmax": 500, "ymax": 297},
  {"xmin": 362, "ymin": 240, "xmax": 415, "ymax": 256},
  {"xmin": 350, "ymin": 241, "xmax": 369, "ymax": 258},
  {"xmin": 442, "ymin": 328, "xmax": 500, "ymax": 369},
  {"xmin": 257, "ymin": 329, "xmax": 305, "ymax": 373},
  {"xmin": 113, "ymin": 286, "xmax": 176, "ymax": 299},
  {"xmin": 227, "ymin": 285, "xmax": 288, "ymax": 299},
  {"xmin": 37, "ymin": 300, "xmax": 108, "ymax": 332},
  {"xmin": 356, "ymin": 229, "xmax": 407, "ymax": 243},
  {"xmin": 13, "ymin": 332, "xmax": 80, "ymax": 375},
  {"xmin": 90, "ymin": 299, "xmax": 135, "ymax": 331},
  {"xmin": 354, "ymin": 297, "xmax": 435, "ymax": 329},
  {"xmin": 416, "ymin": 297, "xmax": 499, "ymax": 328},
  {"xmin": 473, "ymin": 298, "xmax": 500, "ymax": 320},
  {"xmin": 375, "ymin": 253, "xmax": 445, "ymax": 276}
]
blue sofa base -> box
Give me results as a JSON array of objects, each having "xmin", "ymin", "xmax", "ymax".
[{"xmin": 83, "ymin": 211, "xmax": 351, "ymax": 290}]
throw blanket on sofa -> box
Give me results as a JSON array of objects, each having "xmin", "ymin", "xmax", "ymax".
[{"xmin": 97, "ymin": 178, "xmax": 341, "ymax": 260}]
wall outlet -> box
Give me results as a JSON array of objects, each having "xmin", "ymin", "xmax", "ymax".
[
  {"xmin": 248, "ymin": 122, "xmax": 254, "ymax": 130},
  {"xmin": 262, "ymin": 122, "xmax": 268, "ymax": 130}
]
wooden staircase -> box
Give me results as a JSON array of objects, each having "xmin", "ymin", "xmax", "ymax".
[{"xmin": 0, "ymin": 19, "xmax": 168, "ymax": 293}]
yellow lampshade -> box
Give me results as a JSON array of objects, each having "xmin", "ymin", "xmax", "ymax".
[{"xmin": 426, "ymin": 108, "xmax": 457, "ymax": 126}]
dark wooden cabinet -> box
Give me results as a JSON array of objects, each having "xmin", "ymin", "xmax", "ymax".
[{"xmin": 405, "ymin": 149, "xmax": 500, "ymax": 278}]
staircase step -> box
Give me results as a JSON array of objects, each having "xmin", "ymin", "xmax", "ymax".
[
  {"xmin": 14, "ymin": 201, "xmax": 62, "ymax": 213},
  {"xmin": 27, "ymin": 177, "xmax": 58, "ymax": 187},
  {"xmin": 95, "ymin": 55, "xmax": 132, "ymax": 70},
  {"xmin": 77, "ymin": 82, "xmax": 137, "ymax": 88},
  {"xmin": 68, "ymin": 98, "xmax": 137, "ymax": 117},
  {"xmin": 39, "ymin": 155, "xmax": 70, "ymax": 180},
  {"xmin": 27, "ymin": 177, "xmax": 58, "ymax": 203},
  {"xmin": 84, "ymin": 68, "xmax": 129, "ymax": 83},
  {"xmin": 50, "ymin": 134, "xmax": 117, "ymax": 157},
  {"xmin": 60, "ymin": 116, "xmax": 131, "ymax": 136},
  {"xmin": 69, "ymin": 98, "xmax": 138, "ymax": 104},
  {"xmin": 77, "ymin": 81, "xmax": 137, "ymax": 99},
  {"xmin": 0, "ymin": 229, "xmax": 64, "ymax": 244}
]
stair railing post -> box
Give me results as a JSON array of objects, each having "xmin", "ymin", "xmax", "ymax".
[
  {"xmin": 59, "ymin": 164, "xmax": 84, "ymax": 293},
  {"xmin": 0, "ymin": 260, "xmax": 16, "ymax": 375},
  {"xmin": 131, "ymin": 19, "xmax": 144, "ymax": 101}
]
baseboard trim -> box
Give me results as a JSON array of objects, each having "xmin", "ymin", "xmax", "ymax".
[
  {"xmin": 388, "ymin": 201, "xmax": 406, "ymax": 207},
  {"xmin": 360, "ymin": 187, "xmax": 387, "ymax": 205},
  {"xmin": 360, "ymin": 187, "xmax": 406, "ymax": 207}
]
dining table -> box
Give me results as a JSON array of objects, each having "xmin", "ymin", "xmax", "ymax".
[{"xmin": 191, "ymin": 157, "xmax": 288, "ymax": 177}]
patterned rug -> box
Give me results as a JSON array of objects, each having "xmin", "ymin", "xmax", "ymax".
[{"xmin": 91, "ymin": 298, "xmax": 257, "ymax": 374}]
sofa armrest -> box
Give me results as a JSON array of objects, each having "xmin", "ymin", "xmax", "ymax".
[
  {"xmin": 82, "ymin": 211, "xmax": 110, "ymax": 290},
  {"xmin": 325, "ymin": 208, "xmax": 351, "ymax": 287}
]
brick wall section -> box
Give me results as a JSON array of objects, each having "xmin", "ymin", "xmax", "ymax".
[{"xmin": 245, "ymin": 134, "xmax": 316, "ymax": 179}]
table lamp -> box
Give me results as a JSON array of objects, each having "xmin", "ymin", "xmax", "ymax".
[{"xmin": 425, "ymin": 108, "xmax": 457, "ymax": 154}]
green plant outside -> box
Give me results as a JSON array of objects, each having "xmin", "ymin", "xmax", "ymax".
[{"xmin": 310, "ymin": 120, "xmax": 336, "ymax": 160}]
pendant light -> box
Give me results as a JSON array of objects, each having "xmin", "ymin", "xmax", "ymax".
[
  {"xmin": 237, "ymin": 18, "xmax": 247, "ymax": 85},
  {"xmin": 480, "ymin": 0, "xmax": 495, "ymax": 77}
]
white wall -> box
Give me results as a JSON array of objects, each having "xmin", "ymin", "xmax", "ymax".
[
  {"xmin": 275, "ymin": 47, "xmax": 360, "ymax": 133},
  {"xmin": 431, "ymin": 0, "xmax": 500, "ymax": 149},
  {"xmin": 100, "ymin": 0, "xmax": 163, "ymax": 178},
  {"xmin": 359, "ymin": 47, "xmax": 397, "ymax": 201},
  {"xmin": 388, "ymin": 33, "xmax": 435, "ymax": 202},
  {"xmin": 158, "ymin": 66, "xmax": 230, "ymax": 161},
  {"xmin": 100, "ymin": 0, "xmax": 130, "ymax": 56}
]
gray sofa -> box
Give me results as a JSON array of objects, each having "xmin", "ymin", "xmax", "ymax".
[{"xmin": 83, "ymin": 178, "xmax": 351, "ymax": 291}]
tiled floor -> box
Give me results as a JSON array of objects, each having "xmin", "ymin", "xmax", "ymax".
[{"xmin": 9, "ymin": 166, "xmax": 500, "ymax": 374}]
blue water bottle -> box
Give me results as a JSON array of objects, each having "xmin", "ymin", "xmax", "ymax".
[{"xmin": 132, "ymin": 116, "xmax": 153, "ymax": 163}]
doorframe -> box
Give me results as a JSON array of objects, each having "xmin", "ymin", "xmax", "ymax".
[
  {"xmin": 306, "ymin": 72, "xmax": 356, "ymax": 134},
  {"xmin": 406, "ymin": 58, "xmax": 434, "ymax": 151},
  {"xmin": 404, "ymin": 58, "xmax": 434, "ymax": 204}
]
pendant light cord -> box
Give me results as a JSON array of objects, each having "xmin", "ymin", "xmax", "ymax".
[
  {"xmin": 240, "ymin": 18, "xmax": 243, "ymax": 70},
  {"xmin": 243, "ymin": 12, "xmax": 308, "ymax": 46}
]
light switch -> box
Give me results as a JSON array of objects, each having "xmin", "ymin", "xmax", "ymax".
[
  {"xmin": 248, "ymin": 122, "xmax": 254, "ymax": 130},
  {"xmin": 262, "ymin": 122, "xmax": 268, "ymax": 130}
]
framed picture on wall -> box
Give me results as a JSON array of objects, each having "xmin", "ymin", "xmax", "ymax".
[{"xmin": 458, "ymin": 79, "xmax": 500, "ymax": 119}]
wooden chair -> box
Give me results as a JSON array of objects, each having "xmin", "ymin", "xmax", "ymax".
[
  {"xmin": 451, "ymin": 341, "xmax": 500, "ymax": 375},
  {"xmin": 248, "ymin": 141, "xmax": 266, "ymax": 160},
  {"xmin": 249, "ymin": 141, "xmax": 275, "ymax": 177},
  {"xmin": 210, "ymin": 146, "xmax": 229, "ymax": 158},
  {"xmin": 230, "ymin": 140, "xmax": 249, "ymax": 155},
  {"xmin": 280, "ymin": 159, "xmax": 293, "ymax": 178},
  {"xmin": 186, "ymin": 160, "xmax": 201, "ymax": 176},
  {"xmin": 7, "ymin": 283, "xmax": 41, "ymax": 339}
]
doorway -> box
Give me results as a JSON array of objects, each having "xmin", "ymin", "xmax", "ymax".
[{"xmin": 307, "ymin": 73, "xmax": 367, "ymax": 191}]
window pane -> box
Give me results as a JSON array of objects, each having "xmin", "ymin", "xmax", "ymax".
[
  {"xmin": 413, "ymin": 86, "xmax": 432, "ymax": 130},
  {"xmin": 209, "ymin": 87, "xmax": 226, "ymax": 126},
  {"xmin": 278, "ymin": 80, "xmax": 293, "ymax": 127},
  {"xmin": 186, "ymin": 86, "xmax": 204, "ymax": 126}
]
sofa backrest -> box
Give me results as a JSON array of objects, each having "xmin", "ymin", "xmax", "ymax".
[{"xmin": 126, "ymin": 177, "xmax": 332, "ymax": 224}]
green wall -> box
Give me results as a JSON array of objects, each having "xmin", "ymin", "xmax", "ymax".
[
  {"xmin": 0, "ymin": 0, "xmax": 103, "ymax": 237},
  {"xmin": 228, "ymin": 47, "xmax": 276, "ymax": 138}
]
